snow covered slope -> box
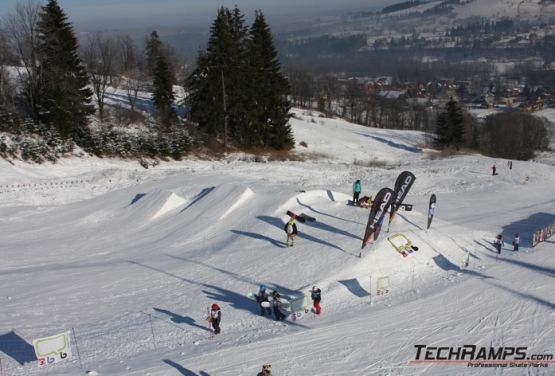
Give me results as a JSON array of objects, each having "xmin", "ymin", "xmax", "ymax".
[{"xmin": 1, "ymin": 110, "xmax": 554, "ymax": 375}]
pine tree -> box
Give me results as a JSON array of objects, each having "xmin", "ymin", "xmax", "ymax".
[
  {"xmin": 187, "ymin": 7, "xmax": 248, "ymax": 146},
  {"xmin": 145, "ymin": 31, "xmax": 163, "ymax": 78},
  {"xmin": 434, "ymin": 98, "xmax": 464, "ymax": 150},
  {"xmin": 152, "ymin": 52, "xmax": 177, "ymax": 128},
  {"xmin": 247, "ymin": 11, "xmax": 293, "ymax": 149},
  {"xmin": 37, "ymin": 0, "xmax": 93, "ymax": 139}
]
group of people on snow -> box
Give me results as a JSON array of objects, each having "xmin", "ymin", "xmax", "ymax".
[{"xmin": 494, "ymin": 233, "xmax": 520, "ymax": 254}]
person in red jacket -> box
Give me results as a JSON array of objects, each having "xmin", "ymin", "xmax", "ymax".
[
  {"xmin": 311, "ymin": 286, "xmax": 322, "ymax": 315},
  {"xmin": 209, "ymin": 303, "xmax": 221, "ymax": 334}
]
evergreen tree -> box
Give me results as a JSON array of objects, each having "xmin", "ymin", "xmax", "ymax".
[
  {"xmin": 187, "ymin": 7, "xmax": 249, "ymax": 146},
  {"xmin": 152, "ymin": 52, "xmax": 177, "ymax": 127},
  {"xmin": 434, "ymin": 98, "xmax": 464, "ymax": 150},
  {"xmin": 247, "ymin": 11, "xmax": 293, "ymax": 149},
  {"xmin": 145, "ymin": 31, "xmax": 163, "ymax": 78},
  {"xmin": 37, "ymin": 0, "xmax": 93, "ymax": 139}
]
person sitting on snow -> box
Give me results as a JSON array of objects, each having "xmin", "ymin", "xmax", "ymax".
[{"xmin": 357, "ymin": 195, "xmax": 373, "ymax": 208}]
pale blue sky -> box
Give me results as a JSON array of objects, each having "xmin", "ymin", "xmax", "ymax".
[{"xmin": 0, "ymin": 0, "xmax": 397, "ymax": 30}]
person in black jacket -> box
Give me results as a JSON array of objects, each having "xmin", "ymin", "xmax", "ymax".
[
  {"xmin": 271, "ymin": 291, "xmax": 286, "ymax": 321},
  {"xmin": 311, "ymin": 286, "xmax": 322, "ymax": 314}
]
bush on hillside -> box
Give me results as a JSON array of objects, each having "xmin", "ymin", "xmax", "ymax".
[{"xmin": 479, "ymin": 112, "xmax": 550, "ymax": 160}]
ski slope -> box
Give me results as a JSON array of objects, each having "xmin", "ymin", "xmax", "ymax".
[{"xmin": 0, "ymin": 109, "xmax": 554, "ymax": 375}]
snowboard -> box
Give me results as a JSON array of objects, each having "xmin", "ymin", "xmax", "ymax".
[
  {"xmin": 427, "ymin": 194, "xmax": 436, "ymax": 230},
  {"xmin": 286, "ymin": 210, "xmax": 305, "ymax": 223},
  {"xmin": 286, "ymin": 210, "xmax": 316, "ymax": 223},
  {"xmin": 299, "ymin": 213, "xmax": 316, "ymax": 222}
]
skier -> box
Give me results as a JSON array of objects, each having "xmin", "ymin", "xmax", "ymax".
[
  {"xmin": 256, "ymin": 285, "xmax": 272, "ymax": 316},
  {"xmin": 311, "ymin": 286, "xmax": 322, "ymax": 315},
  {"xmin": 284, "ymin": 218, "xmax": 298, "ymax": 247},
  {"xmin": 352, "ymin": 179, "xmax": 362, "ymax": 205},
  {"xmin": 271, "ymin": 291, "xmax": 286, "ymax": 321},
  {"xmin": 257, "ymin": 364, "xmax": 272, "ymax": 376},
  {"xmin": 494, "ymin": 234, "xmax": 504, "ymax": 254},
  {"xmin": 513, "ymin": 233, "xmax": 520, "ymax": 251},
  {"xmin": 492, "ymin": 163, "xmax": 497, "ymax": 176},
  {"xmin": 209, "ymin": 303, "xmax": 221, "ymax": 334}
]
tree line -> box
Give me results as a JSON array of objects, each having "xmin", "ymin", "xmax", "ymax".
[{"xmin": 0, "ymin": 1, "xmax": 292, "ymax": 162}]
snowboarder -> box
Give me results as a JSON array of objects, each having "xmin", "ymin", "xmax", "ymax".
[
  {"xmin": 257, "ymin": 364, "xmax": 272, "ymax": 376},
  {"xmin": 353, "ymin": 179, "xmax": 362, "ymax": 205},
  {"xmin": 494, "ymin": 234, "xmax": 504, "ymax": 254},
  {"xmin": 492, "ymin": 164, "xmax": 497, "ymax": 176},
  {"xmin": 209, "ymin": 303, "xmax": 221, "ymax": 334},
  {"xmin": 284, "ymin": 218, "xmax": 298, "ymax": 247},
  {"xmin": 256, "ymin": 285, "xmax": 272, "ymax": 316},
  {"xmin": 311, "ymin": 286, "xmax": 322, "ymax": 315},
  {"xmin": 508, "ymin": 160, "xmax": 513, "ymax": 170},
  {"xmin": 513, "ymin": 233, "xmax": 520, "ymax": 251},
  {"xmin": 271, "ymin": 291, "xmax": 286, "ymax": 321}
]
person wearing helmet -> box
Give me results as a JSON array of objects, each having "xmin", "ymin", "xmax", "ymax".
[
  {"xmin": 256, "ymin": 285, "xmax": 271, "ymax": 316},
  {"xmin": 209, "ymin": 303, "xmax": 221, "ymax": 334},
  {"xmin": 284, "ymin": 218, "xmax": 298, "ymax": 247},
  {"xmin": 311, "ymin": 286, "xmax": 322, "ymax": 315}
]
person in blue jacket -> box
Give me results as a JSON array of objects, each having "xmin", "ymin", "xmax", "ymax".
[{"xmin": 353, "ymin": 180, "xmax": 362, "ymax": 205}]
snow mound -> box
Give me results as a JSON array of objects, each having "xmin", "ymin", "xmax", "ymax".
[
  {"xmin": 127, "ymin": 189, "xmax": 187, "ymax": 221},
  {"xmin": 220, "ymin": 187, "xmax": 254, "ymax": 219},
  {"xmin": 276, "ymin": 189, "xmax": 351, "ymax": 218},
  {"xmin": 152, "ymin": 192, "xmax": 187, "ymax": 220}
]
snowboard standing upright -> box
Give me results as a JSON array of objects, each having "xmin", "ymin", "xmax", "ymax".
[{"xmin": 427, "ymin": 194, "xmax": 436, "ymax": 230}]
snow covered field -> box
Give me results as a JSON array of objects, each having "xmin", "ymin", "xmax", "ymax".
[{"xmin": 1, "ymin": 110, "xmax": 554, "ymax": 375}]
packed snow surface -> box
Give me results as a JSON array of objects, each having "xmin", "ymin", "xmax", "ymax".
[{"xmin": 0, "ymin": 109, "xmax": 554, "ymax": 375}]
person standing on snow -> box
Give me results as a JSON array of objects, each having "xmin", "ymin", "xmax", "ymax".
[
  {"xmin": 513, "ymin": 233, "xmax": 520, "ymax": 251},
  {"xmin": 353, "ymin": 179, "xmax": 362, "ymax": 205},
  {"xmin": 209, "ymin": 303, "xmax": 221, "ymax": 334},
  {"xmin": 284, "ymin": 218, "xmax": 298, "ymax": 247},
  {"xmin": 492, "ymin": 164, "xmax": 497, "ymax": 176},
  {"xmin": 256, "ymin": 285, "xmax": 272, "ymax": 316},
  {"xmin": 271, "ymin": 291, "xmax": 286, "ymax": 321},
  {"xmin": 311, "ymin": 286, "xmax": 322, "ymax": 315},
  {"xmin": 494, "ymin": 234, "xmax": 504, "ymax": 254}
]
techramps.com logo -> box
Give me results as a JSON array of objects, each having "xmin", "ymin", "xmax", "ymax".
[{"xmin": 410, "ymin": 345, "xmax": 554, "ymax": 369}]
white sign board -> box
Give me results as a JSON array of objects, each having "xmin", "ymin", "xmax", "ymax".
[{"xmin": 33, "ymin": 331, "xmax": 72, "ymax": 368}]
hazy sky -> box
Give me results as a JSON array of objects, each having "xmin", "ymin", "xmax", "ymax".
[{"xmin": 0, "ymin": 0, "xmax": 398, "ymax": 31}]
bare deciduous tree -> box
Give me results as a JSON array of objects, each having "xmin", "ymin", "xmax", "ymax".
[
  {"xmin": 122, "ymin": 69, "xmax": 146, "ymax": 112},
  {"xmin": 2, "ymin": 1, "xmax": 42, "ymax": 122},
  {"xmin": 82, "ymin": 32, "xmax": 118, "ymax": 119},
  {"xmin": 117, "ymin": 34, "xmax": 137, "ymax": 73}
]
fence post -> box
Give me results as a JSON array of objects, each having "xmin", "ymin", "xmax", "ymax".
[
  {"xmin": 71, "ymin": 328, "xmax": 84, "ymax": 369},
  {"xmin": 148, "ymin": 314, "xmax": 157, "ymax": 351}
]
